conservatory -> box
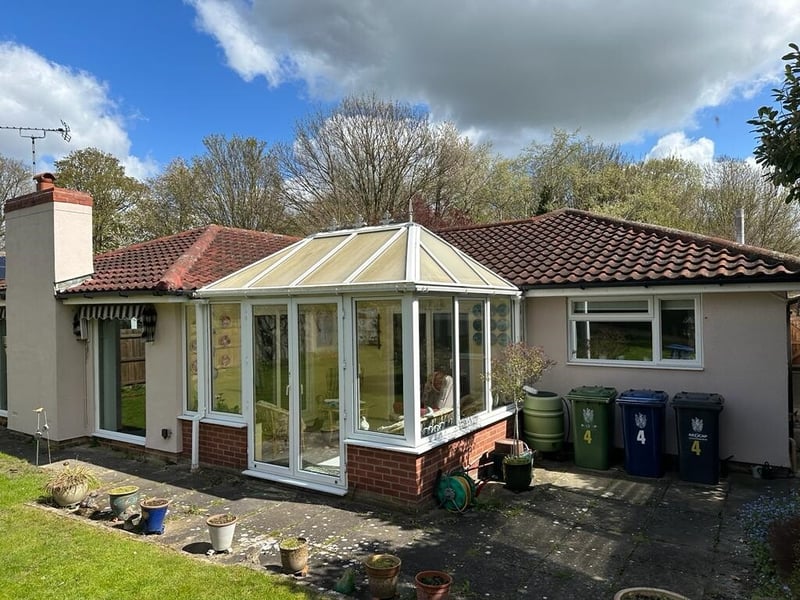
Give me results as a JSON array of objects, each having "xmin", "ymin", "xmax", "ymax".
[{"xmin": 194, "ymin": 221, "xmax": 520, "ymax": 506}]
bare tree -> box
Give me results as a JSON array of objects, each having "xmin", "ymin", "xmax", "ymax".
[
  {"xmin": 697, "ymin": 159, "xmax": 800, "ymax": 254},
  {"xmin": 133, "ymin": 158, "xmax": 203, "ymax": 242},
  {"xmin": 191, "ymin": 134, "xmax": 288, "ymax": 233},
  {"xmin": 415, "ymin": 122, "xmax": 497, "ymax": 227},
  {"xmin": 278, "ymin": 94, "xmax": 438, "ymax": 233},
  {"xmin": 0, "ymin": 155, "xmax": 32, "ymax": 249}
]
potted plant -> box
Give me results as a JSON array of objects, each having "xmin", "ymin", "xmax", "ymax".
[
  {"xmin": 363, "ymin": 553, "xmax": 401, "ymax": 599},
  {"xmin": 44, "ymin": 461, "xmax": 100, "ymax": 508},
  {"xmin": 414, "ymin": 569, "xmax": 453, "ymax": 600},
  {"xmin": 613, "ymin": 588, "xmax": 688, "ymax": 600},
  {"xmin": 206, "ymin": 513, "xmax": 237, "ymax": 552},
  {"xmin": 485, "ymin": 342, "xmax": 555, "ymax": 491},
  {"xmin": 139, "ymin": 497, "xmax": 170, "ymax": 535},
  {"xmin": 278, "ymin": 536, "xmax": 309, "ymax": 575},
  {"xmin": 107, "ymin": 485, "xmax": 140, "ymax": 519}
]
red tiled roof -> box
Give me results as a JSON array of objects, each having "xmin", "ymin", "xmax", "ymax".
[
  {"xmin": 438, "ymin": 209, "xmax": 800, "ymax": 289},
  {"xmin": 61, "ymin": 225, "xmax": 300, "ymax": 295}
]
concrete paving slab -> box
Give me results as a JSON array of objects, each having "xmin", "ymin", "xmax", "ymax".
[{"xmin": 5, "ymin": 431, "xmax": 800, "ymax": 600}]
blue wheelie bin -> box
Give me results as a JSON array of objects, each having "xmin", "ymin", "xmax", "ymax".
[
  {"xmin": 617, "ymin": 389, "xmax": 669, "ymax": 477},
  {"xmin": 672, "ymin": 392, "xmax": 725, "ymax": 484}
]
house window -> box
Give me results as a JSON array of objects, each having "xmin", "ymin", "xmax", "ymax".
[
  {"xmin": 569, "ymin": 296, "xmax": 700, "ymax": 366},
  {"xmin": 185, "ymin": 307, "xmax": 198, "ymax": 412},
  {"xmin": 211, "ymin": 304, "xmax": 242, "ymax": 415},
  {"xmin": 357, "ymin": 299, "xmax": 403, "ymax": 435},
  {"xmin": 489, "ymin": 297, "xmax": 513, "ymax": 407}
]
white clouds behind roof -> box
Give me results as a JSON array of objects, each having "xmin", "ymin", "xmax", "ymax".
[
  {"xmin": 645, "ymin": 132, "xmax": 715, "ymax": 165},
  {"xmin": 190, "ymin": 0, "xmax": 800, "ymax": 155}
]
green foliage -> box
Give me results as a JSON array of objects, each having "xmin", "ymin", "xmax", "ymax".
[
  {"xmin": 484, "ymin": 342, "xmax": 555, "ymax": 457},
  {"xmin": 487, "ymin": 342, "xmax": 555, "ymax": 405},
  {"xmin": 0, "ymin": 452, "xmax": 321, "ymax": 600},
  {"xmin": 54, "ymin": 148, "xmax": 146, "ymax": 252},
  {"xmin": 519, "ymin": 129, "xmax": 628, "ymax": 213},
  {"xmin": 43, "ymin": 461, "xmax": 100, "ymax": 494},
  {"xmin": 749, "ymin": 43, "xmax": 800, "ymax": 204}
]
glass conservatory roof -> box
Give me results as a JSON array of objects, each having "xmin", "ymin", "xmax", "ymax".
[{"xmin": 197, "ymin": 222, "xmax": 519, "ymax": 297}]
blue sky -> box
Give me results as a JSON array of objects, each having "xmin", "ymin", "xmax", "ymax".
[{"xmin": 1, "ymin": 1, "xmax": 798, "ymax": 180}]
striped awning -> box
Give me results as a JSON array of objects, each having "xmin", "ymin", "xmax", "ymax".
[
  {"xmin": 78, "ymin": 304, "xmax": 151, "ymax": 321},
  {"xmin": 74, "ymin": 303, "xmax": 157, "ymax": 342}
]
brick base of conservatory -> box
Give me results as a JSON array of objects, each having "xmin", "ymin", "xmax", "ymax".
[
  {"xmin": 347, "ymin": 419, "xmax": 510, "ymax": 510},
  {"xmin": 178, "ymin": 417, "xmax": 511, "ymax": 508}
]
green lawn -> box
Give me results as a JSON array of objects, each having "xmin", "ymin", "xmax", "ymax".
[{"xmin": 0, "ymin": 453, "xmax": 322, "ymax": 600}]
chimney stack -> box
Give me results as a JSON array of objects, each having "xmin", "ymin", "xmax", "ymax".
[{"xmin": 33, "ymin": 172, "xmax": 56, "ymax": 191}]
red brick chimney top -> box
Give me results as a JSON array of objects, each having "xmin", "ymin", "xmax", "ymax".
[{"xmin": 33, "ymin": 172, "xmax": 56, "ymax": 191}]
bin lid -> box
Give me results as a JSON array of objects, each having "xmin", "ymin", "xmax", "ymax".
[
  {"xmin": 566, "ymin": 386, "xmax": 617, "ymax": 403},
  {"xmin": 671, "ymin": 391, "xmax": 724, "ymax": 410},
  {"xmin": 617, "ymin": 389, "xmax": 668, "ymax": 405}
]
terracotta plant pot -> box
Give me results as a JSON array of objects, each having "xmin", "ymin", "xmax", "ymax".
[
  {"xmin": 206, "ymin": 513, "xmax": 238, "ymax": 552},
  {"xmin": 414, "ymin": 570, "xmax": 453, "ymax": 600},
  {"xmin": 278, "ymin": 536, "xmax": 309, "ymax": 575},
  {"xmin": 613, "ymin": 587, "xmax": 689, "ymax": 600},
  {"xmin": 363, "ymin": 553, "xmax": 401, "ymax": 600}
]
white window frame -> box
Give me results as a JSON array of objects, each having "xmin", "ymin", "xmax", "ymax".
[{"xmin": 567, "ymin": 295, "xmax": 702, "ymax": 368}]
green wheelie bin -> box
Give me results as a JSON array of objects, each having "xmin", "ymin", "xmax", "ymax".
[{"xmin": 568, "ymin": 386, "xmax": 618, "ymax": 469}]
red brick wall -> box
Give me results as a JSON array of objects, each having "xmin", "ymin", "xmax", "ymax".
[
  {"xmin": 179, "ymin": 420, "xmax": 248, "ymax": 469},
  {"xmin": 178, "ymin": 417, "xmax": 511, "ymax": 508},
  {"xmin": 348, "ymin": 418, "xmax": 509, "ymax": 509}
]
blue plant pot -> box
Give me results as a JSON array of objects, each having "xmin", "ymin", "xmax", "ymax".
[{"xmin": 139, "ymin": 498, "xmax": 169, "ymax": 534}]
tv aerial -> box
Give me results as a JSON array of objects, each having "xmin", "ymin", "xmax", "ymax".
[{"xmin": 0, "ymin": 119, "xmax": 71, "ymax": 173}]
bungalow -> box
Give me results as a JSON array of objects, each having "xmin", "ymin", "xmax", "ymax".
[
  {"xmin": 1, "ymin": 173, "xmax": 799, "ymax": 509},
  {"xmin": 439, "ymin": 212, "xmax": 800, "ymax": 470}
]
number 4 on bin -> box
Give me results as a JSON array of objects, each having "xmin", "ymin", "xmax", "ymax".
[{"xmin": 691, "ymin": 440, "xmax": 701, "ymax": 456}]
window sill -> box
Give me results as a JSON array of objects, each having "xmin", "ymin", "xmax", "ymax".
[
  {"xmin": 566, "ymin": 360, "xmax": 703, "ymax": 371},
  {"xmin": 177, "ymin": 414, "xmax": 247, "ymax": 428}
]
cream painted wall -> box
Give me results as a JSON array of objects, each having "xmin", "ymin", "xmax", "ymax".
[
  {"xmin": 6, "ymin": 200, "xmax": 93, "ymax": 439},
  {"xmin": 526, "ymin": 292, "xmax": 792, "ymax": 468},
  {"xmin": 143, "ymin": 303, "xmax": 185, "ymax": 453}
]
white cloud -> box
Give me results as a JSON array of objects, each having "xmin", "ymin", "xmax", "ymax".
[
  {"xmin": 645, "ymin": 132, "xmax": 715, "ymax": 165},
  {"xmin": 189, "ymin": 0, "xmax": 800, "ymax": 155},
  {"xmin": 0, "ymin": 43, "xmax": 158, "ymax": 180}
]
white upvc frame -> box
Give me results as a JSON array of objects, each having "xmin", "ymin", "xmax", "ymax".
[
  {"xmin": 91, "ymin": 318, "xmax": 146, "ymax": 446},
  {"xmin": 567, "ymin": 294, "xmax": 702, "ymax": 368}
]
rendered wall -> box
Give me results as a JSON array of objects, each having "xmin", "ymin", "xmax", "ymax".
[
  {"xmin": 143, "ymin": 303, "xmax": 185, "ymax": 453},
  {"xmin": 526, "ymin": 292, "xmax": 791, "ymax": 468},
  {"xmin": 5, "ymin": 191, "xmax": 93, "ymax": 440}
]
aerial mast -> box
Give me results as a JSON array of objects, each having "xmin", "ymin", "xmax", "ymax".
[{"xmin": 0, "ymin": 119, "xmax": 71, "ymax": 172}]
